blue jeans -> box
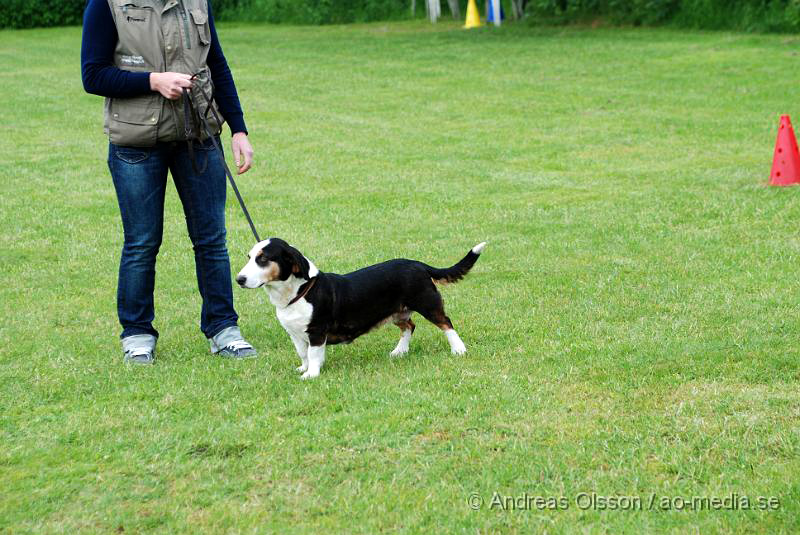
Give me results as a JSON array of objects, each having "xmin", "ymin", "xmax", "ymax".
[{"xmin": 108, "ymin": 136, "xmax": 238, "ymax": 340}]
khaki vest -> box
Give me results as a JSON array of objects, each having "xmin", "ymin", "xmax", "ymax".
[{"xmin": 104, "ymin": 0, "xmax": 223, "ymax": 146}]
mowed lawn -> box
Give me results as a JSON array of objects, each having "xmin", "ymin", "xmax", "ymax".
[{"xmin": 1, "ymin": 19, "xmax": 799, "ymax": 534}]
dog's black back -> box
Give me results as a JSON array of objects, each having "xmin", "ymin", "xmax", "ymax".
[{"xmin": 303, "ymin": 251, "xmax": 481, "ymax": 346}]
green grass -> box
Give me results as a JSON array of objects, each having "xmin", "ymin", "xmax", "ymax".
[{"xmin": 1, "ymin": 20, "xmax": 800, "ymax": 534}]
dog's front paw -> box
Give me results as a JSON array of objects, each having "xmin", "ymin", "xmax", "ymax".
[
  {"xmin": 296, "ymin": 364, "xmax": 308, "ymax": 373},
  {"xmin": 451, "ymin": 344, "xmax": 467, "ymax": 356},
  {"xmin": 390, "ymin": 347, "xmax": 408, "ymax": 357},
  {"xmin": 300, "ymin": 369, "xmax": 320, "ymax": 380}
]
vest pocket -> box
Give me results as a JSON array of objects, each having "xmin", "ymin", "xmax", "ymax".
[
  {"xmin": 120, "ymin": 3, "xmax": 152, "ymax": 23},
  {"xmin": 114, "ymin": 2, "xmax": 158, "ymax": 67},
  {"xmin": 108, "ymin": 94, "xmax": 161, "ymax": 147},
  {"xmin": 190, "ymin": 9, "xmax": 210, "ymax": 46}
]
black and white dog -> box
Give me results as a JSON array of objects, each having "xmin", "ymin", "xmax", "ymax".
[{"xmin": 236, "ymin": 238, "xmax": 486, "ymax": 379}]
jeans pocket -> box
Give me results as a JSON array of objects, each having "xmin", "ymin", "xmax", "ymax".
[
  {"xmin": 193, "ymin": 136, "xmax": 221, "ymax": 152},
  {"xmin": 115, "ymin": 147, "xmax": 150, "ymax": 164}
]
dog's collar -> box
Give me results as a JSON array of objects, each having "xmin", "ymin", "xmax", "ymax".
[{"xmin": 287, "ymin": 277, "xmax": 317, "ymax": 306}]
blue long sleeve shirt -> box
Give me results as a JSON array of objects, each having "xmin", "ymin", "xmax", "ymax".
[{"xmin": 81, "ymin": 0, "xmax": 247, "ymax": 135}]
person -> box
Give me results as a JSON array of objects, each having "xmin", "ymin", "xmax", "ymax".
[{"xmin": 81, "ymin": 0, "xmax": 257, "ymax": 364}]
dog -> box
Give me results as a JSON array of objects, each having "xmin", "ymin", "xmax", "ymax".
[{"xmin": 236, "ymin": 238, "xmax": 486, "ymax": 379}]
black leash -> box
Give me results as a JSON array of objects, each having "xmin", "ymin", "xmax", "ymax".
[{"xmin": 181, "ymin": 74, "xmax": 261, "ymax": 243}]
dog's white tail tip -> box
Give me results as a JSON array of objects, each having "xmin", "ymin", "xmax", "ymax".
[{"xmin": 472, "ymin": 242, "xmax": 487, "ymax": 255}]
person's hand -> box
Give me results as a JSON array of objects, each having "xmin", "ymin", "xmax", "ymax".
[
  {"xmin": 149, "ymin": 72, "xmax": 193, "ymax": 100},
  {"xmin": 231, "ymin": 132, "xmax": 254, "ymax": 174}
]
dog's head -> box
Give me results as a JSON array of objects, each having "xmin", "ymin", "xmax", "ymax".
[{"xmin": 236, "ymin": 238, "xmax": 315, "ymax": 289}]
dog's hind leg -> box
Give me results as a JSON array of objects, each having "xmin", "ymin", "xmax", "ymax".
[
  {"xmin": 302, "ymin": 340, "xmax": 326, "ymax": 380},
  {"xmin": 390, "ymin": 313, "xmax": 416, "ymax": 356},
  {"xmin": 289, "ymin": 334, "xmax": 309, "ymax": 373},
  {"xmin": 411, "ymin": 291, "xmax": 467, "ymax": 355}
]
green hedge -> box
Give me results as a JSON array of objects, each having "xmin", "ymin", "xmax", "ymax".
[
  {"xmin": 0, "ymin": 0, "xmax": 416, "ymax": 29},
  {"xmin": 526, "ymin": 0, "xmax": 800, "ymax": 32},
  {"xmin": 5, "ymin": 0, "xmax": 798, "ymax": 31},
  {"xmin": 220, "ymin": 0, "xmax": 414, "ymax": 24},
  {"xmin": 0, "ymin": 0, "xmax": 84, "ymax": 29}
]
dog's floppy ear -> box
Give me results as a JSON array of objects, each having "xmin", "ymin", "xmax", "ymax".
[{"xmin": 282, "ymin": 246, "xmax": 310, "ymax": 280}]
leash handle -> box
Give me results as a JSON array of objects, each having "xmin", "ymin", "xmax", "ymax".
[{"xmin": 181, "ymin": 87, "xmax": 209, "ymax": 175}]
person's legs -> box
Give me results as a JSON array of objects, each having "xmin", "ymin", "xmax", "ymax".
[
  {"xmin": 169, "ymin": 137, "xmax": 242, "ymax": 341},
  {"xmin": 108, "ymin": 143, "xmax": 169, "ymax": 355}
]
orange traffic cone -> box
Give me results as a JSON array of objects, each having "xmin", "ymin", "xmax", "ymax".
[{"xmin": 769, "ymin": 115, "xmax": 800, "ymax": 186}]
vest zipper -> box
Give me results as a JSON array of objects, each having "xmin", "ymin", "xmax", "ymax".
[{"xmin": 179, "ymin": 2, "xmax": 191, "ymax": 49}]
